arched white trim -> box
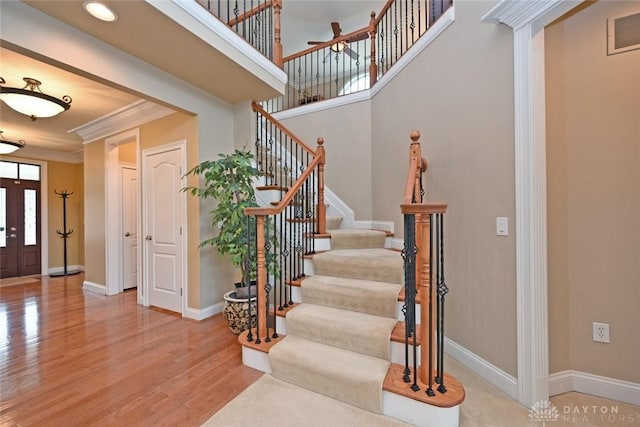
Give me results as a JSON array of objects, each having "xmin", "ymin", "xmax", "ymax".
[{"xmin": 482, "ymin": 0, "xmax": 585, "ymax": 407}]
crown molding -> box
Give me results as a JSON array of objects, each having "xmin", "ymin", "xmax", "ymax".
[
  {"xmin": 70, "ymin": 100, "xmax": 175, "ymax": 144},
  {"xmin": 6, "ymin": 145, "xmax": 83, "ymax": 164}
]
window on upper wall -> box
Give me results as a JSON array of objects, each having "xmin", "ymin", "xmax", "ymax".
[
  {"xmin": 607, "ymin": 12, "xmax": 640, "ymax": 55},
  {"xmin": 0, "ymin": 161, "xmax": 41, "ymax": 181},
  {"xmin": 339, "ymin": 73, "xmax": 370, "ymax": 96}
]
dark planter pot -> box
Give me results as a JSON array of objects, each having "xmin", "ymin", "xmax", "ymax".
[{"xmin": 234, "ymin": 281, "xmax": 257, "ymax": 299}]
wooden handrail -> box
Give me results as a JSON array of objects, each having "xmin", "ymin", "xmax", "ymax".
[
  {"xmin": 282, "ymin": 26, "xmax": 370, "ymax": 63},
  {"xmin": 401, "ymin": 203, "xmax": 447, "ymax": 215},
  {"xmin": 251, "ymin": 101, "xmax": 315, "ymax": 154},
  {"xmin": 374, "ymin": 0, "xmax": 396, "ymax": 26},
  {"xmin": 228, "ymin": 0, "xmax": 273, "ymax": 27},
  {"xmin": 245, "ymin": 145, "xmax": 324, "ymax": 217}
]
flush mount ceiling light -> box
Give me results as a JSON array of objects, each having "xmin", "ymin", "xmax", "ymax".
[
  {"xmin": 83, "ymin": 1, "xmax": 118, "ymax": 22},
  {"xmin": 0, "ymin": 77, "xmax": 72, "ymax": 121},
  {"xmin": 0, "ymin": 131, "xmax": 26, "ymax": 155}
]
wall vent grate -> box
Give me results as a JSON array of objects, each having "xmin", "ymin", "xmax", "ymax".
[{"xmin": 608, "ymin": 12, "xmax": 640, "ymax": 55}]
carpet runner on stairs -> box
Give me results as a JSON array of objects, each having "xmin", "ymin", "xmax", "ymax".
[{"xmin": 237, "ymin": 226, "xmax": 460, "ymax": 426}]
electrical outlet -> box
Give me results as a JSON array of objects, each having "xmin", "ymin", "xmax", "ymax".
[{"xmin": 593, "ymin": 322, "xmax": 610, "ymax": 343}]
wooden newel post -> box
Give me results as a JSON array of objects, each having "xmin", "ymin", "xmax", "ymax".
[
  {"xmin": 316, "ymin": 137, "xmax": 327, "ymax": 235},
  {"xmin": 369, "ymin": 11, "xmax": 378, "ymax": 87},
  {"xmin": 409, "ymin": 131, "xmax": 422, "ymax": 203},
  {"xmin": 273, "ymin": 0, "xmax": 283, "ymax": 68},
  {"xmin": 256, "ymin": 215, "xmax": 268, "ymax": 339},
  {"xmin": 418, "ymin": 212, "xmax": 434, "ymax": 386}
]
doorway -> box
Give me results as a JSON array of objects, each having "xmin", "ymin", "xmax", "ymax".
[
  {"xmin": 142, "ymin": 141, "xmax": 186, "ymax": 314},
  {"xmin": 0, "ymin": 162, "xmax": 42, "ymax": 278}
]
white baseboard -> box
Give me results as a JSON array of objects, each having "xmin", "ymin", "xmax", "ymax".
[
  {"xmin": 49, "ymin": 265, "xmax": 84, "ymax": 274},
  {"xmin": 549, "ymin": 370, "xmax": 640, "ymax": 406},
  {"xmin": 445, "ymin": 337, "xmax": 519, "ymax": 400},
  {"xmin": 184, "ymin": 301, "xmax": 223, "ymax": 321},
  {"xmin": 82, "ymin": 280, "xmax": 106, "ymax": 295},
  {"xmin": 351, "ymin": 220, "xmax": 394, "ymax": 232}
]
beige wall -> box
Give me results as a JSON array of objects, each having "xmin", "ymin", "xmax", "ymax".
[
  {"xmin": 276, "ymin": 0, "xmax": 517, "ymax": 376},
  {"xmin": 546, "ymin": 1, "xmax": 640, "ymax": 383},
  {"xmin": 84, "ymin": 141, "xmax": 107, "ymax": 285},
  {"xmin": 48, "ymin": 161, "xmax": 84, "ymax": 269},
  {"xmin": 279, "ymin": 99, "xmax": 373, "ymax": 220},
  {"xmin": 118, "ymin": 141, "xmax": 137, "ymax": 164},
  {"xmin": 372, "ymin": 0, "xmax": 518, "ymax": 377}
]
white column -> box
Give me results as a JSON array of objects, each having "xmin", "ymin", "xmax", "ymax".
[{"xmin": 513, "ymin": 25, "xmax": 549, "ymax": 407}]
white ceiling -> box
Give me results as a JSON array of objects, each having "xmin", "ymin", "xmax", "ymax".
[{"xmin": 0, "ymin": 0, "xmax": 383, "ymax": 156}]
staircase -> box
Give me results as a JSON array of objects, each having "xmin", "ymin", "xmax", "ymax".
[
  {"xmin": 239, "ymin": 106, "xmax": 464, "ymax": 425},
  {"xmin": 240, "ymin": 223, "xmax": 464, "ymax": 426}
]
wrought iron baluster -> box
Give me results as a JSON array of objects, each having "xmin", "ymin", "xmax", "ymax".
[
  {"xmin": 401, "ymin": 214, "xmax": 419, "ymax": 391},
  {"xmin": 426, "ymin": 213, "xmax": 435, "ymax": 396},
  {"xmin": 245, "ymin": 214, "xmax": 254, "ymax": 343},
  {"xmin": 437, "ymin": 213, "xmax": 448, "ymax": 393}
]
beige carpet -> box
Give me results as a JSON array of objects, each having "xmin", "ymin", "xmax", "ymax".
[
  {"xmin": 203, "ymin": 354, "xmax": 640, "ymax": 426},
  {"xmin": 203, "ymin": 374, "xmax": 410, "ymax": 427},
  {"xmin": 312, "ymin": 248, "xmax": 403, "ymax": 284}
]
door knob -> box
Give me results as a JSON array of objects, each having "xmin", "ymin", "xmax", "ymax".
[
  {"xmin": 10, "ymin": 226, "xmax": 16, "ymax": 231},
  {"xmin": 9, "ymin": 233, "xmax": 17, "ymax": 238},
  {"xmin": 125, "ymin": 232, "xmax": 131, "ymax": 237},
  {"xmin": 145, "ymin": 235, "xmax": 152, "ymax": 241}
]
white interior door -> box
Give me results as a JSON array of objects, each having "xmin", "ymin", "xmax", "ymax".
[
  {"xmin": 121, "ymin": 166, "xmax": 138, "ymax": 290},
  {"xmin": 142, "ymin": 143, "xmax": 185, "ymax": 314}
]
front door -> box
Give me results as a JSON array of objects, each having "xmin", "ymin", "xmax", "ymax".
[
  {"xmin": 0, "ymin": 162, "xmax": 41, "ymax": 278},
  {"xmin": 142, "ymin": 143, "xmax": 184, "ymax": 314},
  {"xmin": 122, "ymin": 166, "xmax": 138, "ymax": 290}
]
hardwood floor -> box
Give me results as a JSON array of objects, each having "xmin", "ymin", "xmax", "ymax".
[{"xmin": 0, "ymin": 274, "xmax": 263, "ymax": 426}]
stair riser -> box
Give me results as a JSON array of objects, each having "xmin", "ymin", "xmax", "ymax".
[
  {"xmin": 397, "ymin": 302, "xmax": 421, "ymax": 324},
  {"xmin": 314, "ymin": 237, "xmax": 331, "ymax": 252},
  {"xmin": 255, "ymin": 189, "xmax": 283, "ymax": 205},
  {"xmin": 242, "ymin": 346, "xmax": 272, "ymax": 374},
  {"xmin": 276, "ymin": 315, "xmax": 419, "ymax": 366},
  {"xmin": 382, "ymin": 392, "xmax": 459, "ymax": 427},
  {"xmin": 304, "ymin": 258, "xmax": 314, "ymax": 275}
]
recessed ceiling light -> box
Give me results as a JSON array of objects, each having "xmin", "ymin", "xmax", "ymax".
[{"xmin": 83, "ymin": 1, "xmax": 118, "ymax": 22}]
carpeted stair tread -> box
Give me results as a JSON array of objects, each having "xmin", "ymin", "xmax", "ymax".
[
  {"xmin": 313, "ymin": 248, "xmax": 403, "ymax": 285},
  {"xmin": 326, "ymin": 216, "xmax": 343, "ymax": 230},
  {"xmin": 286, "ymin": 304, "xmax": 397, "ymax": 360},
  {"xmin": 329, "ymin": 229, "xmax": 386, "ymax": 250},
  {"xmin": 269, "ymin": 335, "xmax": 390, "ymax": 414},
  {"xmin": 301, "ymin": 275, "xmax": 401, "ymax": 318}
]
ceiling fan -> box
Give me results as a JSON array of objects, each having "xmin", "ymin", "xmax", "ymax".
[{"xmin": 307, "ymin": 22, "xmax": 368, "ymax": 61}]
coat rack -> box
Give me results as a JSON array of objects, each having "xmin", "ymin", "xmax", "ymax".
[{"xmin": 50, "ymin": 190, "xmax": 81, "ymax": 277}]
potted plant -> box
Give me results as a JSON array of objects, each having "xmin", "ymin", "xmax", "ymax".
[{"xmin": 184, "ymin": 148, "xmax": 277, "ymax": 334}]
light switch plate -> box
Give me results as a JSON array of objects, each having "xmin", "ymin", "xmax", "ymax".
[{"xmin": 496, "ymin": 217, "xmax": 508, "ymax": 236}]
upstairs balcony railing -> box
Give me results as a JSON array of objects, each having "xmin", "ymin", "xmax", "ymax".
[
  {"xmin": 196, "ymin": 0, "xmax": 283, "ymax": 66},
  {"xmin": 262, "ymin": 0, "xmax": 453, "ymax": 113}
]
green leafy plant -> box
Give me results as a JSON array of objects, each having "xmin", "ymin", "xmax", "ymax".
[{"xmin": 184, "ymin": 149, "xmax": 278, "ymax": 292}]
